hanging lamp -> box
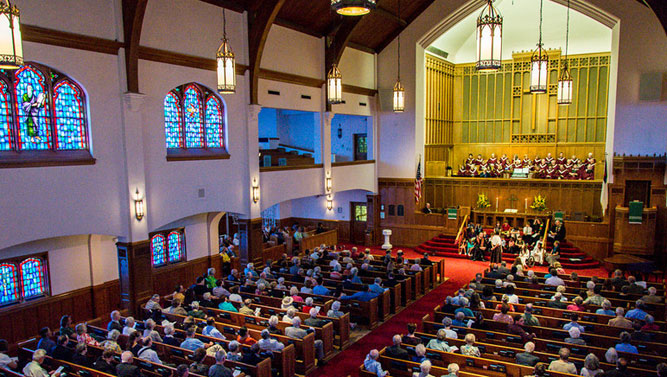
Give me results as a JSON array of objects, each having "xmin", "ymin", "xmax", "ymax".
[
  {"xmin": 393, "ymin": 0, "xmax": 404, "ymax": 112},
  {"xmin": 327, "ymin": 64, "xmax": 343, "ymax": 104},
  {"xmin": 475, "ymin": 0, "xmax": 502, "ymax": 72},
  {"xmin": 331, "ymin": 0, "xmax": 376, "ymax": 16},
  {"xmin": 557, "ymin": 0, "xmax": 573, "ymax": 105},
  {"xmin": 216, "ymin": 9, "xmax": 236, "ymax": 94},
  {"xmin": 530, "ymin": 0, "xmax": 548, "ymax": 93},
  {"xmin": 0, "ymin": 0, "xmax": 23, "ymax": 70}
]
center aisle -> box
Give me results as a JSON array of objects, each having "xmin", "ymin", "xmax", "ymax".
[{"xmin": 308, "ymin": 258, "xmax": 488, "ymax": 377}]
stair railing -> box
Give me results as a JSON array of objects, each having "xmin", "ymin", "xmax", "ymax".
[
  {"xmin": 455, "ymin": 214, "xmax": 469, "ymax": 245},
  {"xmin": 541, "ymin": 218, "xmax": 550, "ymax": 247}
]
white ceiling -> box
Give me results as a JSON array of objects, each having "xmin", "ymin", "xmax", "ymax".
[{"xmin": 429, "ymin": 0, "xmax": 612, "ymax": 64}]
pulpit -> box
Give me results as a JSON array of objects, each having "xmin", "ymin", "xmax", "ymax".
[
  {"xmin": 382, "ymin": 229, "xmax": 393, "ymax": 250},
  {"xmin": 613, "ymin": 205, "xmax": 657, "ymax": 255}
]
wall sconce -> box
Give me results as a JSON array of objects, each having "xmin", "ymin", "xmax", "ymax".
[
  {"xmin": 134, "ymin": 188, "xmax": 145, "ymax": 221},
  {"xmin": 325, "ymin": 172, "xmax": 332, "ymax": 193},
  {"xmin": 252, "ymin": 178, "xmax": 260, "ymax": 203},
  {"xmin": 326, "ymin": 195, "xmax": 333, "ymax": 211}
]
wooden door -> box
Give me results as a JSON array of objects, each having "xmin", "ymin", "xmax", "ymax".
[
  {"xmin": 624, "ymin": 180, "xmax": 651, "ymax": 207},
  {"xmin": 350, "ymin": 202, "xmax": 368, "ymax": 244},
  {"xmin": 354, "ymin": 133, "xmax": 368, "ymax": 161}
]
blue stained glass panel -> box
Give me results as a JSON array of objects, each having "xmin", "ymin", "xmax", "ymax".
[
  {"xmin": 0, "ymin": 264, "xmax": 18, "ymax": 304},
  {"xmin": 151, "ymin": 234, "xmax": 166, "ymax": 266},
  {"xmin": 53, "ymin": 80, "xmax": 87, "ymax": 150},
  {"xmin": 183, "ymin": 86, "xmax": 203, "ymax": 148},
  {"xmin": 0, "ymin": 81, "xmax": 12, "ymax": 151},
  {"xmin": 205, "ymin": 96, "xmax": 224, "ymax": 148},
  {"xmin": 167, "ymin": 231, "xmax": 183, "ymax": 262},
  {"xmin": 164, "ymin": 92, "xmax": 182, "ymax": 148},
  {"xmin": 19, "ymin": 258, "xmax": 45, "ymax": 299},
  {"xmin": 14, "ymin": 66, "xmax": 51, "ymax": 150}
]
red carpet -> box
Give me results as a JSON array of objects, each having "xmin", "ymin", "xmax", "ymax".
[{"xmin": 309, "ymin": 248, "xmax": 610, "ymax": 376}]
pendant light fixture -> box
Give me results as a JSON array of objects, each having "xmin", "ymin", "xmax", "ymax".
[
  {"xmin": 475, "ymin": 0, "xmax": 502, "ymax": 72},
  {"xmin": 557, "ymin": 0, "xmax": 573, "ymax": 105},
  {"xmin": 327, "ymin": 64, "xmax": 343, "ymax": 104},
  {"xmin": 393, "ymin": 0, "xmax": 404, "ymax": 112},
  {"xmin": 216, "ymin": 8, "xmax": 236, "ymax": 94},
  {"xmin": 530, "ymin": 0, "xmax": 548, "ymax": 93},
  {"xmin": 0, "ymin": 0, "xmax": 23, "ymax": 70},
  {"xmin": 331, "ymin": 0, "xmax": 376, "ymax": 16}
]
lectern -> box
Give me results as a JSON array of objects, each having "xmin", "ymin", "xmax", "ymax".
[{"xmin": 613, "ymin": 205, "xmax": 657, "ymax": 256}]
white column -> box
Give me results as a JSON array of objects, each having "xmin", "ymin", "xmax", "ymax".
[
  {"xmin": 121, "ymin": 92, "xmax": 148, "ymax": 242},
  {"xmin": 247, "ymin": 104, "xmax": 262, "ymax": 219},
  {"xmin": 322, "ymin": 111, "xmax": 334, "ymax": 194}
]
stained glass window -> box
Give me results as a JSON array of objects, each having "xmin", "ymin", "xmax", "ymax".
[
  {"xmin": 15, "ymin": 66, "xmax": 51, "ymax": 151},
  {"xmin": 53, "ymin": 80, "xmax": 87, "ymax": 150},
  {"xmin": 183, "ymin": 86, "xmax": 203, "ymax": 148},
  {"xmin": 205, "ymin": 96, "xmax": 224, "ymax": 148},
  {"xmin": 164, "ymin": 92, "xmax": 182, "ymax": 148},
  {"xmin": 167, "ymin": 231, "xmax": 183, "ymax": 262},
  {"xmin": 19, "ymin": 258, "xmax": 46, "ymax": 299},
  {"xmin": 0, "ymin": 62, "xmax": 89, "ymax": 160},
  {"xmin": 0, "ymin": 264, "xmax": 18, "ymax": 305},
  {"xmin": 163, "ymin": 83, "xmax": 226, "ymax": 154},
  {"xmin": 151, "ymin": 234, "xmax": 167, "ymax": 266}
]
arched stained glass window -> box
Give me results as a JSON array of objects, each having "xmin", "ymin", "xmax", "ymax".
[
  {"xmin": 163, "ymin": 83, "xmax": 227, "ymax": 161},
  {"xmin": 164, "ymin": 92, "xmax": 182, "ymax": 148},
  {"xmin": 205, "ymin": 96, "xmax": 224, "ymax": 148},
  {"xmin": 0, "ymin": 81, "xmax": 13, "ymax": 151},
  {"xmin": 151, "ymin": 234, "xmax": 166, "ymax": 266},
  {"xmin": 167, "ymin": 231, "xmax": 183, "ymax": 262},
  {"xmin": 183, "ymin": 86, "xmax": 203, "ymax": 148},
  {"xmin": 15, "ymin": 66, "xmax": 51, "ymax": 151},
  {"xmin": 53, "ymin": 80, "xmax": 87, "ymax": 150},
  {"xmin": 0, "ymin": 263, "xmax": 18, "ymax": 305},
  {"xmin": 19, "ymin": 258, "xmax": 46, "ymax": 299}
]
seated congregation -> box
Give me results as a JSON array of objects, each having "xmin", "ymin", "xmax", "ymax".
[{"xmin": 457, "ymin": 152, "xmax": 598, "ymax": 180}]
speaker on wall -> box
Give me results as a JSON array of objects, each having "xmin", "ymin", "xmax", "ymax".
[
  {"xmin": 639, "ymin": 72, "xmax": 667, "ymax": 101},
  {"xmin": 378, "ymin": 88, "xmax": 393, "ymax": 111}
]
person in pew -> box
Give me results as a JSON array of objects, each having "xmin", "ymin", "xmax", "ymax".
[
  {"xmin": 412, "ymin": 344, "xmax": 428, "ymax": 363},
  {"xmin": 469, "ymin": 273, "xmax": 485, "ymax": 290},
  {"xmin": 200, "ymin": 292, "xmax": 216, "ymax": 308},
  {"xmin": 641, "ymin": 315, "xmax": 659, "ymax": 331},
  {"xmin": 526, "ymin": 363, "xmax": 547, "ymax": 377},
  {"xmin": 580, "ymin": 353, "xmax": 604, "ymax": 377},
  {"xmin": 166, "ymin": 300, "xmax": 188, "ymax": 317},
  {"xmin": 123, "ymin": 317, "xmax": 138, "ymax": 336},
  {"xmin": 422, "ymin": 202, "xmax": 433, "ymax": 214},
  {"xmin": 630, "ymin": 320, "xmax": 651, "ymax": 342},
  {"xmin": 191, "ymin": 276, "xmax": 210, "ymax": 297},
  {"xmin": 285, "ymin": 317, "xmax": 326, "ymax": 364},
  {"xmin": 116, "ymin": 351, "xmax": 142, "ymax": 377},
  {"xmin": 257, "ymin": 329, "xmax": 284, "ymax": 352},
  {"xmin": 338, "ymin": 285, "xmax": 380, "ymax": 302},
  {"xmin": 128, "ymin": 331, "xmax": 143, "ymax": 356},
  {"xmin": 444, "ymin": 363, "xmax": 459, "ymax": 377},
  {"xmin": 188, "ymin": 347, "xmax": 208, "ymax": 375},
  {"xmin": 387, "ymin": 334, "xmax": 410, "ymax": 360},
  {"xmin": 563, "ymin": 313, "xmax": 585, "ymax": 333},
  {"xmin": 37, "ymin": 327, "xmax": 56, "ymax": 355},
  {"xmin": 363, "ymin": 349, "xmax": 388, "ymax": 377},
  {"xmin": 413, "ymin": 359, "xmax": 434, "ymax": 377},
  {"xmin": 236, "ymin": 327, "xmax": 257, "ymax": 346},
  {"xmin": 426, "ymin": 329, "xmax": 456, "ymax": 352},
  {"xmin": 281, "ymin": 296, "xmax": 294, "ymax": 310},
  {"xmin": 625, "ymin": 299, "xmax": 648, "ymax": 320},
  {"xmin": 493, "ymin": 303, "xmax": 514, "ymax": 324},
  {"xmin": 614, "ymin": 331, "xmax": 638, "ymax": 354},
  {"xmin": 108, "ymin": 311, "xmax": 124, "ymax": 332},
  {"xmin": 626, "ymin": 276, "xmax": 645, "ymax": 295},
  {"xmin": 325, "ymin": 301, "xmax": 343, "ymax": 319},
  {"xmin": 101, "ymin": 330, "xmax": 122, "ymax": 353},
  {"xmin": 520, "ymin": 304, "xmax": 540, "ymax": 327},
  {"xmin": 544, "ymin": 269, "xmax": 564, "ymax": 286},
  {"xmin": 175, "ymin": 364, "xmax": 189, "ymax": 377},
  {"xmin": 225, "ymin": 341, "xmax": 242, "ymax": 362},
  {"xmin": 93, "ymin": 349, "xmax": 116, "ymax": 375},
  {"xmin": 136, "ymin": 337, "xmax": 162, "ymax": 365},
  {"xmin": 145, "ymin": 295, "xmax": 163, "ymax": 312},
  {"xmin": 452, "ymin": 312, "xmax": 467, "ymax": 328},
  {"xmin": 205, "ymin": 268, "xmax": 217, "ymax": 290},
  {"xmin": 657, "ymin": 363, "xmax": 667, "ymax": 377},
  {"xmin": 608, "ymin": 307, "xmax": 633, "ymax": 329},
  {"xmin": 202, "ymin": 317, "xmax": 225, "ymax": 340},
  {"xmin": 302, "ymin": 297, "xmax": 319, "ymax": 315},
  {"xmin": 596, "ymin": 300, "xmax": 615, "ymax": 316},
  {"xmin": 504, "ymin": 285, "xmax": 519, "ymax": 305},
  {"xmin": 548, "ymin": 292, "xmax": 568, "ymax": 310},
  {"xmin": 162, "ymin": 324, "xmax": 180, "ymax": 347},
  {"xmin": 497, "ymin": 261, "xmax": 511, "ymax": 276},
  {"xmin": 76, "ymin": 323, "xmax": 100, "ymax": 347},
  {"xmin": 547, "ymin": 220, "xmax": 566, "ymax": 243},
  {"xmin": 402, "ymin": 323, "xmax": 422, "ymax": 345},
  {"xmin": 51, "ymin": 336, "xmax": 73, "ymax": 362},
  {"xmin": 304, "ymin": 308, "xmax": 328, "ymax": 328},
  {"xmin": 469, "ymin": 293, "xmax": 485, "ymax": 311},
  {"xmin": 240, "ymin": 343, "xmax": 263, "ymax": 366},
  {"xmin": 227, "ymin": 269, "xmax": 240, "ymax": 283},
  {"xmin": 459, "ymin": 334, "xmax": 480, "ymax": 357},
  {"xmin": 564, "ymin": 327, "xmax": 586, "ymax": 346},
  {"xmin": 548, "ymin": 347, "xmax": 577, "ymax": 374},
  {"xmin": 508, "ymin": 315, "xmax": 536, "ymax": 342},
  {"xmin": 516, "ymin": 341, "xmax": 540, "ymax": 367},
  {"xmin": 238, "ymin": 299, "xmax": 255, "ymax": 316},
  {"xmin": 503, "ymin": 274, "xmax": 516, "ymax": 289},
  {"xmin": 207, "ymin": 350, "xmax": 233, "ymax": 377},
  {"xmin": 441, "ymin": 317, "xmax": 458, "ymax": 339},
  {"xmin": 218, "ymin": 295, "xmax": 238, "ymax": 313},
  {"xmin": 480, "ymin": 286, "xmax": 497, "ymax": 302},
  {"xmin": 584, "ymin": 285, "xmax": 606, "ymax": 306},
  {"xmin": 282, "ymin": 307, "xmax": 298, "ymax": 324},
  {"xmin": 420, "ymin": 253, "xmax": 434, "ymax": 266},
  {"xmin": 312, "ymin": 277, "xmax": 331, "ymax": 296},
  {"xmin": 23, "ymin": 349, "xmax": 62, "ymax": 377},
  {"xmin": 59, "ymin": 315, "xmax": 75, "ymax": 339},
  {"xmin": 453, "ymin": 297, "xmax": 474, "ymax": 319},
  {"xmin": 410, "ymin": 259, "xmax": 423, "ymax": 272},
  {"xmin": 566, "ymin": 296, "xmax": 585, "ymax": 312},
  {"xmin": 602, "ymin": 357, "xmax": 631, "ymax": 377},
  {"xmin": 181, "ymin": 328, "xmax": 212, "ymax": 351},
  {"xmin": 187, "ymin": 302, "xmax": 206, "ymax": 319},
  {"xmin": 642, "ymin": 286, "xmax": 663, "ymax": 304}
]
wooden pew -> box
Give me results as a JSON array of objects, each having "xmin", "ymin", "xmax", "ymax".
[{"xmin": 299, "ymin": 230, "xmax": 338, "ymax": 254}]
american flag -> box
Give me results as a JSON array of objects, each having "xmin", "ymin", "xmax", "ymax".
[{"xmin": 415, "ymin": 156, "xmax": 423, "ymax": 204}]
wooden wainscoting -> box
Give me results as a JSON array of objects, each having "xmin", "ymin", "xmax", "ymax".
[
  {"xmin": 0, "ymin": 279, "xmax": 120, "ymax": 345},
  {"xmin": 380, "ymin": 224, "xmax": 445, "ymax": 248},
  {"xmin": 280, "ymin": 217, "xmax": 351, "ymax": 243},
  {"xmin": 151, "ymin": 256, "xmax": 215, "ymax": 300},
  {"xmin": 565, "ymin": 220, "xmax": 612, "ymax": 261}
]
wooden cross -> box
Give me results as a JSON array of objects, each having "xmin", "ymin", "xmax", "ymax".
[{"xmin": 508, "ymin": 194, "xmax": 518, "ymax": 209}]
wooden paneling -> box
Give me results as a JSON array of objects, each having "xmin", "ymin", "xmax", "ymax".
[
  {"xmin": 281, "ymin": 218, "xmax": 351, "ymax": 243},
  {"xmin": 152, "ymin": 256, "xmax": 212, "ymax": 298},
  {"xmin": 424, "ymin": 177, "xmax": 603, "ymax": 218},
  {"xmin": 613, "ymin": 207, "xmax": 657, "ymax": 255},
  {"xmin": 380, "ymin": 224, "xmax": 443, "ymax": 248},
  {"xmin": 565, "ymin": 220, "xmax": 612, "ymax": 261},
  {"xmin": 22, "ymin": 25, "xmax": 123, "ymax": 55},
  {"xmin": 0, "ymin": 280, "xmax": 119, "ymax": 345}
]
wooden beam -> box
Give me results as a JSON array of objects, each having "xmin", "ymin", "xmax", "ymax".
[
  {"xmin": 375, "ymin": 5, "xmax": 407, "ymax": 26},
  {"xmin": 248, "ymin": 0, "xmax": 287, "ymax": 104},
  {"xmin": 644, "ymin": 0, "xmax": 667, "ymax": 35},
  {"xmin": 21, "ymin": 25, "xmax": 123, "ymax": 55},
  {"xmin": 274, "ymin": 17, "xmax": 323, "ymax": 38},
  {"xmin": 198, "ymin": 0, "xmax": 247, "ymax": 13},
  {"xmin": 347, "ymin": 41, "xmax": 377, "ymax": 55},
  {"xmin": 375, "ymin": 0, "xmax": 436, "ymax": 53},
  {"xmin": 122, "ymin": 0, "xmax": 148, "ymax": 93},
  {"xmin": 137, "ymin": 46, "xmax": 249, "ymax": 75}
]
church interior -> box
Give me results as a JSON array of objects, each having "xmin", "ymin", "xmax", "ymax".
[{"xmin": 0, "ymin": 0, "xmax": 666, "ymax": 376}]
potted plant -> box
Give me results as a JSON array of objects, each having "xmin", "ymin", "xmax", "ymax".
[
  {"xmin": 476, "ymin": 193, "xmax": 491, "ymax": 210},
  {"xmin": 530, "ymin": 194, "xmax": 547, "ymax": 212}
]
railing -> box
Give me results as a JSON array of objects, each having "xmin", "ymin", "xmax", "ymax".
[
  {"xmin": 541, "ymin": 218, "xmax": 550, "ymax": 247},
  {"xmin": 455, "ymin": 214, "xmax": 469, "ymax": 245}
]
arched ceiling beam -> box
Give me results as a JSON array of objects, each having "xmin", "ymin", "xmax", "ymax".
[
  {"xmin": 248, "ymin": 0, "xmax": 287, "ymax": 104},
  {"xmin": 122, "ymin": 0, "xmax": 148, "ymax": 93}
]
